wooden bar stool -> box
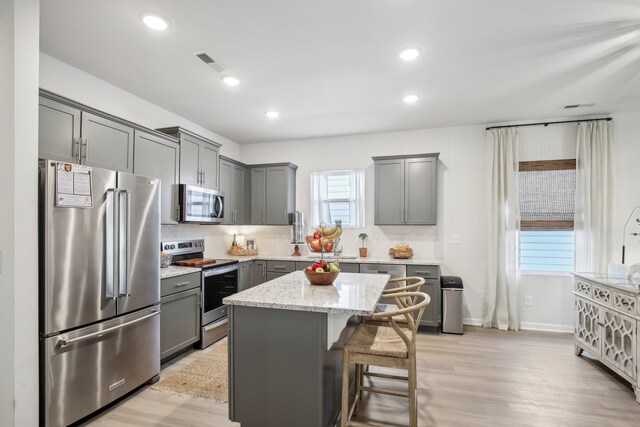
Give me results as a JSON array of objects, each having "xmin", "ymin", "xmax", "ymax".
[
  {"xmin": 363, "ymin": 277, "xmax": 426, "ymax": 328},
  {"xmin": 341, "ymin": 291, "xmax": 430, "ymax": 427}
]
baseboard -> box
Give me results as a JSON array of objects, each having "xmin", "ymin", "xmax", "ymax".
[
  {"xmin": 520, "ymin": 322, "xmax": 573, "ymax": 333},
  {"xmin": 462, "ymin": 317, "xmax": 572, "ymax": 333},
  {"xmin": 463, "ymin": 317, "xmax": 482, "ymax": 326}
]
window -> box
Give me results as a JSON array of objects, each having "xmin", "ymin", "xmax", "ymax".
[
  {"xmin": 518, "ymin": 159, "xmax": 576, "ymax": 272},
  {"xmin": 310, "ymin": 170, "xmax": 364, "ymax": 227}
]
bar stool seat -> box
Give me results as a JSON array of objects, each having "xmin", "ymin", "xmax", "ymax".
[{"xmin": 347, "ymin": 324, "xmax": 409, "ymax": 358}]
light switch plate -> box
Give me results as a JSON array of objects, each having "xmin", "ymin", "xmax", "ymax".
[{"xmin": 449, "ymin": 234, "xmax": 460, "ymax": 244}]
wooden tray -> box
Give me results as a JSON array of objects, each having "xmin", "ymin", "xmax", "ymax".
[{"xmin": 174, "ymin": 258, "xmax": 219, "ymax": 267}]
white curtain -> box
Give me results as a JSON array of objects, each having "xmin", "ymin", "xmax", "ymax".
[
  {"xmin": 309, "ymin": 170, "xmax": 365, "ymax": 227},
  {"xmin": 574, "ymin": 121, "xmax": 612, "ymax": 273},
  {"xmin": 483, "ymin": 128, "xmax": 520, "ymax": 331}
]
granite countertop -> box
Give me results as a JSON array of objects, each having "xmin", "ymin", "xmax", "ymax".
[
  {"xmin": 223, "ymin": 271, "xmax": 390, "ymax": 315},
  {"xmin": 573, "ymin": 272, "xmax": 640, "ymax": 294},
  {"xmin": 218, "ymin": 254, "xmax": 441, "ymax": 265},
  {"xmin": 160, "ymin": 265, "xmax": 202, "ymax": 279}
]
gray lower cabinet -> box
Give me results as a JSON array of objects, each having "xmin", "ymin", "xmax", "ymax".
[
  {"xmin": 133, "ymin": 130, "xmax": 180, "ymax": 224},
  {"xmin": 160, "ymin": 272, "xmax": 201, "ymax": 362},
  {"xmin": 238, "ymin": 261, "xmax": 254, "ymax": 292},
  {"xmin": 157, "ymin": 127, "xmax": 221, "ymax": 190},
  {"xmin": 220, "ymin": 156, "xmax": 248, "ymax": 225},
  {"xmin": 266, "ymin": 260, "xmax": 295, "ymax": 281},
  {"xmin": 38, "ymin": 95, "xmax": 135, "ymax": 173},
  {"xmin": 373, "ymin": 153, "xmax": 438, "ymax": 225},
  {"xmin": 250, "ymin": 164, "xmax": 297, "ymax": 225},
  {"xmin": 253, "ymin": 260, "xmax": 267, "ymax": 286},
  {"xmin": 338, "ymin": 263, "xmax": 360, "ymax": 273},
  {"xmin": 406, "ymin": 265, "xmax": 441, "ymax": 329}
]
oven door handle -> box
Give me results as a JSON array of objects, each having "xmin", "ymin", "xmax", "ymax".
[{"xmin": 203, "ymin": 264, "xmax": 238, "ymax": 277}]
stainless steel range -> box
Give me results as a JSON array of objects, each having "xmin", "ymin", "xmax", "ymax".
[{"xmin": 161, "ymin": 239, "xmax": 239, "ymax": 348}]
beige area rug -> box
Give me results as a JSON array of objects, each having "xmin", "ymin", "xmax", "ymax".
[{"xmin": 151, "ymin": 339, "xmax": 228, "ymax": 402}]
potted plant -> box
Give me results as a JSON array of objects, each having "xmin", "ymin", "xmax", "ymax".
[{"xmin": 358, "ymin": 233, "xmax": 368, "ymax": 257}]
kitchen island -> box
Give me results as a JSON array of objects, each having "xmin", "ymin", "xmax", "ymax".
[{"xmin": 223, "ymin": 271, "xmax": 390, "ymax": 427}]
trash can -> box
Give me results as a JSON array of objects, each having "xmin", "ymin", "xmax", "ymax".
[{"xmin": 441, "ymin": 276, "xmax": 464, "ymax": 334}]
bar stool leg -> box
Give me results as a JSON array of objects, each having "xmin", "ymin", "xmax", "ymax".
[
  {"xmin": 354, "ymin": 363, "xmax": 362, "ymax": 415},
  {"xmin": 409, "ymin": 355, "xmax": 417, "ymax": 427},
  {"xmin": 341, "ymin": 349, "xmax": 350, "ymax": 427}
]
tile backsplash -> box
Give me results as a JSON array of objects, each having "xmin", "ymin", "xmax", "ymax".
[{"xmin": 161, "ymin": 224, "xmax": 440, "ymax": 260}]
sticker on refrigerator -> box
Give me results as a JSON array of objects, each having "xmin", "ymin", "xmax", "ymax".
[{"xmin": 55, "ymin": 162, "xmax": 94, "ymax": 208}]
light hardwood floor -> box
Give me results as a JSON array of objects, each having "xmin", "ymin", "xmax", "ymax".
[{"xmin": 83, "ymin": 327, "xmax": 640, "ymax": 426}]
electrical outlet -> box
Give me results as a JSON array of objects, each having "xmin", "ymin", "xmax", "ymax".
[
  {"xmin": 449, "ymin": 234, "xmax": 460, "ymax": 244},
  {"xmin": 524, "ymin": 296, "xmax": 533, "ymax": 306}
]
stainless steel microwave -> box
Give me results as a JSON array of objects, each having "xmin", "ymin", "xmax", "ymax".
[{"xmin": 178, "ymin": 184, "xmax": 224, "ymax": 224}]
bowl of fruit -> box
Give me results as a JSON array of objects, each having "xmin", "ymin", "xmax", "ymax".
[
  {"xmin": 304, "ymin": 260, "xmax": 340, "ymax": 286},
  {"xmin": 306, "ymin": 224, "xmax": 343, "ymax": 253}
]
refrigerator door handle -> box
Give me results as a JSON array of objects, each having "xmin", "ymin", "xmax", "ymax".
[
  {"xmin": 57, "ymin": 309, "xmax": 160, "ymax": 348},
  {"xmin": 105, "ymin": 189, "xmax": 118, "ymax": 301},
  {"xmin": 118, "ymin": 189, "xmax": 131, "ymax": 297}
]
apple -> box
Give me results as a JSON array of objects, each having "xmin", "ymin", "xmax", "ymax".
[
  {"xmin": 328, "ymin": 263, "xmax": 339, "ymax": 273},
  {"xmin": 305, "ymin": 266, "xmax": 313, "ymax": 272},
  {"xmin": 311, "ymin": 239, "xmax": 322, "ymax": 251},
  {"xmin": 323, "ymin": 242, "xmax": 334, "ymax": 252},
  {"xmin": 311, "ymin": 261, "xmax": 322, "ymax": 270},
  {"xmin": 315, "ymin": 267, "xmax": 325, "ymax": 273},
  {"xmin": 313, "ymin": 231, "xmax": 322, "ymax": 239},
  {"xmin": 322, "ymin": 261, "xmax": 328, "ymax": 269},
  {"xmin": 305, "ymin": 235, "xmax": 313, "ymax": 243}
]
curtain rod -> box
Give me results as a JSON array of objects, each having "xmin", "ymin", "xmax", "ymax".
[{"xmin": 486, "ymin": 117, "xmax": 612, "ymax": 131}]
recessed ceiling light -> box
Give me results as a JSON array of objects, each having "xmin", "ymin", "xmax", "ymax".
[
  {"xmin": 398, "ymin": 46, "xmax": 422, "ymax": 61},
  {"xmin": 142, "ymin": 13, "xmax": 169, "ymax": 31},
  {"xmin": 265, "ymin": 111, "xmax": 280, "ymax": 119},
  {"xmin": 222, "ymin": 76, "xmax": 241, "ymax": 87},
  {"xmin": 403, "ymin": 94, "xmax": 419, "ymax": 104}
]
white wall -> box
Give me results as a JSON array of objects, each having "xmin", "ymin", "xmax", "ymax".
[
  {"xmin": 0, "ymin": 0, "xmax": 39, "ymax": 425},
  {"xmin": 39, "ymin": 53, "xmax": 242, "ymax": 159},
  {"xmin": 234, "ymin": 126, "xmax": 489, "ymax": 324}
]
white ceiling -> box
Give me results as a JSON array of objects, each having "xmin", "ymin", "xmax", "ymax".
[{"xmin": 40, "ymin": 0, "xmax": 640, "ymax": 144}]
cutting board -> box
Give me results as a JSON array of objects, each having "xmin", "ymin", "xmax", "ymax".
[{"xmin": 174, "ymin": 258, "xmax": 218, "ymax": 267}]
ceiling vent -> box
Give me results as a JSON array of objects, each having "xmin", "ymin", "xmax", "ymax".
[
  {"xmin": 563, "ymin": 103, "xmax": 595, "ymax": 109},
  {"xmin": 192, "ymin": 51, "xmax": 226, "ymax": 73}
]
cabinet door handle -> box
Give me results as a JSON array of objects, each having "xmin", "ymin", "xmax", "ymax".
[
  {"xmin": 273, "ymin": 266, "xmax": 287, "ymax": 270},
  {"xmin": 378, "ymin": 270, "xmax": 389, "ymax": 274},
  {"xmin": 175, "ymin": 282, "xmax": 190, "ymax": 287},
  {"xmin": 82, "ymin": 139, "xmax": 88, "ymax": 163},
  {"xmin": 414, "ymin": 271, "xmax": 432, "ymax": 275},
  {"xmin": 202, "ymin": 170, "xmax": 206, "ymax": 185},
  {"xmin": 74, "ymin": 138, "xmax": 81, "ymax": 163}
]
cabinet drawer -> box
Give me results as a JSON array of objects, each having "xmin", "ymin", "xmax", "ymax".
[
  {"xmin": 591, "ymin": 285, "xmax": 612, "ymax": 307},
  {"xmin": 407, "ymin": 265, "xmax": 439, "ymax": 279},
  {"xmin": 574, "ymin": 280, "xmax": 591, "ymax": 296},
  {"xmin": 266, "ymin": 260, "xmax": 295, "ymax": 273},
  {"xmin": 161, "ymin": 272, "xmax": 201, "ymax": 297},
  {"xmin": 266, "ymin": 271, "xmax": 289, "ymax": 281},
  {"xmin": 613, "ymin": 291, "xmax": 638, "ymax": 316}
]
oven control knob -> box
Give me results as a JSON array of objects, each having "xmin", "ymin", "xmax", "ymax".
[
  {"xmin": 163, "ymin": 245, "xmax": 169, "ymax": 250},
  {"xmin": 171, "ymin": 244, "xmax": 175, "ymax": 249}
]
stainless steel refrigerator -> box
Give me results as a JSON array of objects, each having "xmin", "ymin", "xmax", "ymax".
[{"xmin": 39, "ymin": 160, "xmax": 161, "ymax": 427}]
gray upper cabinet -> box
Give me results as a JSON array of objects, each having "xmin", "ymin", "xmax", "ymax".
[
  {"xmin": 220, "ymin": 156, "xmax": 248, "ymax": 225},
  {"xmin": 250, "ymin": 168, "xmax": 266, "ymax": 224},
  {"xmin": 133, "ymin": 130, "xmax": 180, "ymax": 224},
  {"xmin": 81, "ymin": 112, "xmax": 134, "ymax": 173},
  {"xmin": 250, "ymin": 163, "xmax": 297, "ymax": 225},
  {"xmin": 157, "ymin": 127, "xmax": 221, "ymax": 190},
  {"xmin": 373, "ymin": 153, "xmax": 438, "ymax": 225},
  {"xmin": 38, "ymin": 94, "xmax": 134, "ymax": 173},
  {"xmin": 179, "ymin": 135, "xmax": 201, "ymax": 186},
  {"xmin": 38, "ymin": 96, "xmax": 81, "ymax": 163}
]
